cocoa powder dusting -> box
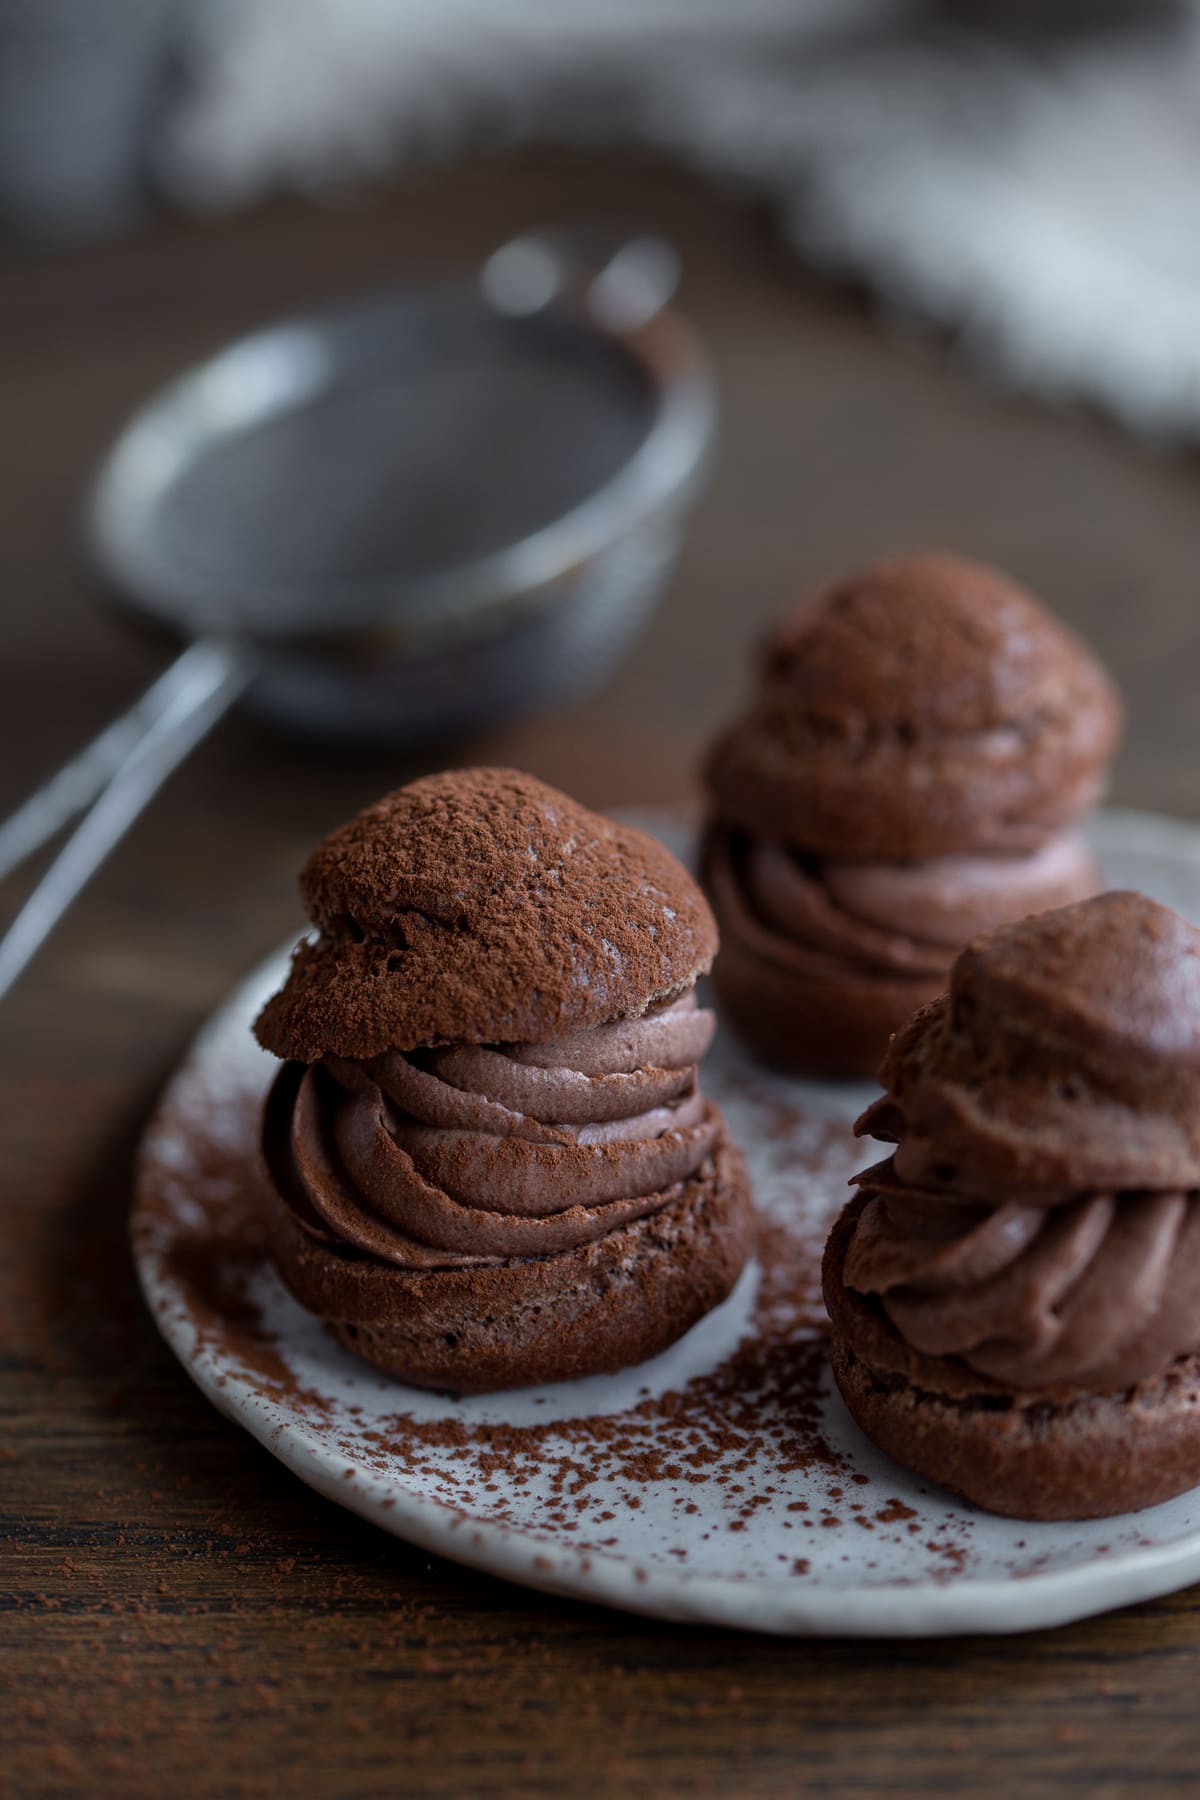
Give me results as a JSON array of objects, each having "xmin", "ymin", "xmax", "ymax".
[
  {"xmin": 255, "ymin": 769, "xmax": 719, "ymax": 1061},
  {"xmin": 126, "ymin": 960, "xmax": 995, "ymax": 1609},
  {"xmin": 134, "ymin": 1063, "xmax": 963, "ymax": 1579}
]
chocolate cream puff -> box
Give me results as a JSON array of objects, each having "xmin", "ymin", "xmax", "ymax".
[
  {"xmin": 703, "ymin": 552, "xmax": 1122, "ymax": 1077},
  {"xmin": 823, "ymin": 891, "xmax": 1200, "ymax": 1519},
  {"xmin": 255, "ymin": 768, "xmax": 753, "ymax": 1393}
]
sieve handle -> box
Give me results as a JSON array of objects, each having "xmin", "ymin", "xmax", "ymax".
[{"xmin": 0, "ymin": 637, "xmax": 253, "ymax": 1001}]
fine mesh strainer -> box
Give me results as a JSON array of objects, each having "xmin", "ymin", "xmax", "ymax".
[{"xmin": 0, "ymin": 227, "xmax": 716, "ymax": 998}]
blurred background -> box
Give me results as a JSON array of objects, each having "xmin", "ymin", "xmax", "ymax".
[
  {"xmin": 8, "ymin": 0, "xmax": 1200, "ymax": 430},
  {"xmin": 3, "ymin": 0, "xmax": 1200, "ymax": 1020}
]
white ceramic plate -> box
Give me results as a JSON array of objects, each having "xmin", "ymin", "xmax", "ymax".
[{"xmin": 133, "ymin": 807, "xmax": 1200, "ymax": 1637}]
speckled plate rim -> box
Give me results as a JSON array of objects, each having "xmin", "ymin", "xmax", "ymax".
[{"xmin": 134, "ymin": 806, "xmax": 1200, "ymax": 1638}]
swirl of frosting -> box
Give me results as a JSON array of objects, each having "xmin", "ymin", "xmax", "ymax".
[
  {"xmin": 264, "ymin": 992, "xmax": 721, "ymax": 1272},
  {"xmin": 706, "ymin": 826, "xmax": 1099, "ymax": 983},
  {"xmin": 844, "ymin": 1157, "xmax": 1200, "ymax": 1394},
  {"xmin": 840, "ymin": 894, "xmax": 1200, "ymax": 1396}
]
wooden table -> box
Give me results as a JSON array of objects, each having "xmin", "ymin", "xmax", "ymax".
[{"xmin": 5, "ymin": 151, "xmax": 1200, "ymax": 1798}]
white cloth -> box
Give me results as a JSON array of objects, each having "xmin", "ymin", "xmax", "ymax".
[{"xmin": 158, "ymin": 0, "xmax": 1200, "ymax": 440}]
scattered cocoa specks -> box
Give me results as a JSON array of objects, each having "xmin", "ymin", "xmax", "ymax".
[
  {"xmin": 876, "ymin": 1499, "xmax": 917, "ymax": 1525},
  {"xmin": 925, "ymin": 1538, "xmax": 969, "ymax": 1578},
  {"xmin": 127, "ymin": 1060, "xmax": 988, "ymax": 1602}
]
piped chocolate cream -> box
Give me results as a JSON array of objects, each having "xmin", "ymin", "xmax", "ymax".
[
  {"xmin": 264, "ymin": 991, "xmax": 721, "ymax": 1270},
  {"xmin": 707, "ymin": 827, "xmax": 1098, "ymax": 986},
  {"xmin": 841, "ymin": 891, "xmax": 1200, "ymax": 1399}
]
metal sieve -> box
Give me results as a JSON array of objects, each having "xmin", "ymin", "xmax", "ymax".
[{"xmin": 0, "ymin": 226, "xmax": 716, "ymax": 997}]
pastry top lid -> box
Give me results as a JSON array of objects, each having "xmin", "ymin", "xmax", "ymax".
[
  {"xmin": 705, "ymin": 551, "xmax": 1122, "ymax": 859},
  {"xmin": 255, "ymin": 767, "xmax": 717, "ymax": 1061},
  {"xmin": 942, "ymin": 888, "xmax": 1200, "ymax": 1074},
  {"xmin": 863, "ymin": 890, "xmax": 1200, "ymax": 1191}
]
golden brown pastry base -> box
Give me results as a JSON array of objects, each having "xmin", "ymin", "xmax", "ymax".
[
  {"xmin": 711, "ymin": 925, "xmax": 942, "ymax": 1082},
  {"xmin": 266, "ymin": 1137, "xmax": 753, "ymax": 1394},
  {"xmin": 823, "ymin": 1195, "xmax": 1200, "ymax": 1521}
]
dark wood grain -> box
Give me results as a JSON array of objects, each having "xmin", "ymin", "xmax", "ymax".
[{"xmin": 5, "ymin": 148, "xmax": 1200, "ymax": 1799}]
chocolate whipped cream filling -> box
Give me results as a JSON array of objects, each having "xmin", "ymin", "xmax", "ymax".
[
  {"xmin": 266, "ymin": 992, "xmax": 721, "ymax": 1272},
  {"xmin": 843, "ymin": 1113, "xmax": 1200, "ymax": 1395},
  {"xmin": 709, "ymin": 826, "xmax": 1098, "ymax": 980}
]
